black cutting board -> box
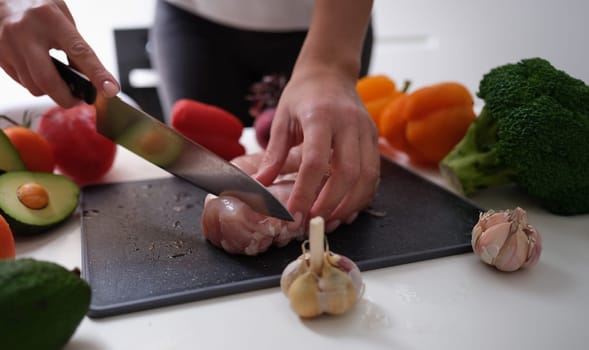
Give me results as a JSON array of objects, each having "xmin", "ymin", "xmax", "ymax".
[{"xmin": 80, "ymin": 158, "xmax": 483, "ymax": 318}]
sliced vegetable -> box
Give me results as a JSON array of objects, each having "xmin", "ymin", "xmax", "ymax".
[
  {"xmin": 2, "ymin": 125, "xmax": 55, "ymax": 173},
  {"xmin": 0, "ymin": 171, "xmax": 80, "ymax": 235},
  {"xmin": 0, "ymin": 129, "xmax": 26, "ymax": 173}
]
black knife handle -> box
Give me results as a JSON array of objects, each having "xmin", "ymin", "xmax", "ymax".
[{"xmin": 51, "ymin": 57, "xmax": 97, "ymax": 104}]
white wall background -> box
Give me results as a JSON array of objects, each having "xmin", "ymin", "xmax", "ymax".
[
  {"xmin": 1, "ymin": 0, "xmax": 587, "ymax": 110},
  {"xmin": 370, "ymin": 0, "xmax": 589, "ymax": 108}
]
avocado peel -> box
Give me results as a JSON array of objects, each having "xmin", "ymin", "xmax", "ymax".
[
  {"xmin": 0, "ymin": 258, "xmax": 91, "ymax": 350},
  {"xmin": 0, "ymin": 171, "xmax": 80, "ymax": 235},
  {"xmin": 0, "ymin": 129, "xmax": 26, "ymax": 173}
]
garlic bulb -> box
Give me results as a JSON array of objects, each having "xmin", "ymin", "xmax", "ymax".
[
  {"xmin": 280, "ymin": 217, "xmax": 364, "ymax": 318},
  {"xmin": 472, "ymin": 207, "xmax": 542, "ymax": 272}
]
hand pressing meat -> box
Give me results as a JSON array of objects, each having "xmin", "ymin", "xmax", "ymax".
[{"xmin": 201, "ymin": 147, "xmax": 312, "ymax": 255}]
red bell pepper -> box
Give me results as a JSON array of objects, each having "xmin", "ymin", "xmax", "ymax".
[{"xmin": 171, "ymin": 99, "xmax": 246, "ymax": 161}]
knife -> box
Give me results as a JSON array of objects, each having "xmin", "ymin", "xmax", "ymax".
[{"xmin": 52, "ymin": 56, "xmax": 293, "ymax": 221}]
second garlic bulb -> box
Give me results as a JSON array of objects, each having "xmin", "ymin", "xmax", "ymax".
[{"xmin": 472, "ymin": 207, "xmax": 542, "ymax": 272}]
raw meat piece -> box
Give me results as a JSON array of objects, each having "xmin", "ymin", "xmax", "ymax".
[{"xmin": 201, "ymin": 152, "xmax": 305, "ymax": 255}]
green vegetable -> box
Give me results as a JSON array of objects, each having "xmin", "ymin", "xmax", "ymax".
[
  {"xmin": 0, "ymin": 171, "xmax": 80, "ymax": 235},
  {"xmin": 440, "ymin": 57, "xmax": 589, "ymax": 215},
  {"xmin": 0, "ymin": 258, "xmax": 91, "ymax": 350},
  {"xmin": 0, "ymin": 129, "xmax": 26, "ymax": 173}
]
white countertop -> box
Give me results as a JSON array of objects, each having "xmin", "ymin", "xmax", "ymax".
[
  {"xmin": 2, "ymin": 1, "xmax": 588, "ymax": 348},
  {"xmin": 8, "ymin": 108, "xmax": 589, "ymax": 350}
]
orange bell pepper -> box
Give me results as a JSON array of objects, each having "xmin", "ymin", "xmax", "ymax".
[
  {"xmin": 356, "ymin": 75, "xmax": 409, "ymax": 131},
  {"xmin": 379, "ymin": 82, "xmax": 476, "ymax": 165}
]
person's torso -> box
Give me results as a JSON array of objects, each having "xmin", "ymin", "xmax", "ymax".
[{"xmin": 165, "ymin": 0, "xmax": 314, "ymax": 31}]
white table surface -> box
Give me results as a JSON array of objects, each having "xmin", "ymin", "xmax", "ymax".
[{"xmin": 6, "ymin": 101, "xmax": 589, "ymax": 350}]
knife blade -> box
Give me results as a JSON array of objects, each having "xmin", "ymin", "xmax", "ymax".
[{"xmin": 52, "ymin": 57, "xmax": 293, "ymax": 221}]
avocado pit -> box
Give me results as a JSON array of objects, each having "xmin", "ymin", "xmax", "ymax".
[{"xmin": 17, "ymin": 182, "xmax": 49, "ymax": 209}]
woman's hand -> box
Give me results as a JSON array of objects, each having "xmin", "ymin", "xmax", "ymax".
[
  {"xmin": 0, "ymin": 0, "xmax": 119, "ymax": 106},
  {"xmin": 256, "ymin": 65, "xmax": 380, "ymax": 233},
  {"xmin": 255, "ymin": 0, "xmax": 379, "ymax": 232}
]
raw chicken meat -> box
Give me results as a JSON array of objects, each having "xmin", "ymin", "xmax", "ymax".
[{"xmin": 201, "ymin": 152, "xmax": 306, "ymax": 255}]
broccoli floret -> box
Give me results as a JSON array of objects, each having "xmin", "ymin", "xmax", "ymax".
[{"xmin": 440, "ymin": 57, "xmax": 589, "ymax": 215}]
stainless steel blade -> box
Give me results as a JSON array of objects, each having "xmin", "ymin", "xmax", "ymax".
[
  {"xmin": 94, "ymin": 95, "xmax": 293, "ymax": 221},
  {"xmin": 51, "ymin": 56, "xmax": 292, "ymax": 221}
]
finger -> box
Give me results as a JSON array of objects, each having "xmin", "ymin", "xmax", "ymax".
[
  {"xmin": 234, "ymin": 146, "xmax": 301, "ymax": 177},
  {"xmin": 231, "ymin": 153, "xmax": 264, "ymax": 176},
  {"xmin": 55, "ymin": 0, "xmax": 76, "ymax": 23},
  {"xmin": 50, "ymin": 17, "xmax": 120, "ymax": 98},
  {"xmin": 286, "ymin": 121, "xmax": 332, "ymax": 222},
  {"xmin": 1, "ymin": 64, "xmax": 19, "ymax": 85},
  {"xmin": 0, "ymin": 53, "xmax": 39, "ymax": 96},
  {"xmin": 259, "ymin": 145, "xmax": 303, "ymax": 176},
  {"xmin": 0, "ymin": 43, "xmax": 20, "ymax": 83},
  {"xmin": 309, "ymin": 121, "xmax": 360, "ymax": 219},
  {"xmin": 0, "ymin": 27, "xmax": 46, "ymax": 97},
  {"xmin": 16, "ymin": 71, "xmax": 44, "ymax": 97},
  {"xmin": 25, "ymin": 48, "xmax": 81, "ymax": 107},
  {"xmin": 254, "ymin": 107, "xmax": 296, "ymax": 186},
  {"xmin": 9, "ymin": 51, "xmax": 46, "ymax": 98},
  {"xmin": 327, "ymin": 123, "xmax": 380, "ymax": 230},
  {"xmin": 280, "ymin": 145, "xmax": 303, "ymax": 174}
]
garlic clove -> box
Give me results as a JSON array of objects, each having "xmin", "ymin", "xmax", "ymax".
[
  {"xmin": 319, "ymin": 260, "xmax": 358, "ymax": 315},
  {"xmin": 287, "ymin": 272, "xmax": 322, "ymax": 318},
  {"xmin": 480, "ymin": 210, "xmax": 510, "ymax": 229},
  {"xmin": 327, "ymin": 253, "xmax": 364, "ymax": 297},
  {"xmin": 280, "ymin": 256, "xmax": 306, "ymax": 295},
  {"xmin": 493, "ymin": 228, "xmax": 529, "ymax": 272},
  {"xmin": 522, "ymin": 224, "xmax": 542, "ymax": 269},
  {"xmin": 473, "ymin": 221, "xmax": 511, "ymax": 264}
]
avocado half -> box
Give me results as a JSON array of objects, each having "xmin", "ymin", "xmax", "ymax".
[
  {"xmin": 0, "ymin": 258, "xmax": 91, "ymax": 350},
  {"xmin": 0, "ymin": 129, "xmax": 26, "ymax": 173},
  {"xmin": 0, "ymin": 171, "xmax": 80, "ymax": 235},
  {"xmin": 116, "ymin": 120, "xmax": 184, "ymax": 167}
]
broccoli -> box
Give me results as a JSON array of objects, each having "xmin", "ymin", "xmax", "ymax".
[{"xmin": 440, "ymin": 57, "xmax": 589, "ymax": 215}]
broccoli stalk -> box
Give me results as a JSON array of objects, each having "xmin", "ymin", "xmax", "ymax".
[
  {"xmin": 439, "ymin": 107, "xmax": 515, "ymax": 195},
  {"xmin": 440, "ymin": 58, "xmax": 589, "ymax": 215}
]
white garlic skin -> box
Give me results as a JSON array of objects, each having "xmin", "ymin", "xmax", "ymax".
[{"xmin": 472, "ymin": 207, "xmax": 542, "ymax": 272}]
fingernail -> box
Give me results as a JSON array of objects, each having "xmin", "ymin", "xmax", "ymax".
[
  {"xmin": 326, "ymin": 220, "xmax": 341, "ymax": 233},
  {"xmin": 102, "ymin": 80, "xmax": 120, "ymax": 97},
  {"xmin": 345, "ymin": 212, "xmax": 358, "ymax": 224}
]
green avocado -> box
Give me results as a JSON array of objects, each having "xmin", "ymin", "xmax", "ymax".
[
  {"xmin": 0, "ymin": 128, "xmax": 26, "ymax": 173},
  {"xmin": 116, "ymin": 120, "xmax": 184, "ymax": 167},
  {"xmin": 0, "ymin": 171, "xmax": 80, "ymax": 235},
  {"xmin": 0, "ymin": 258, "xmax": 91, "ymax": 350}
]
